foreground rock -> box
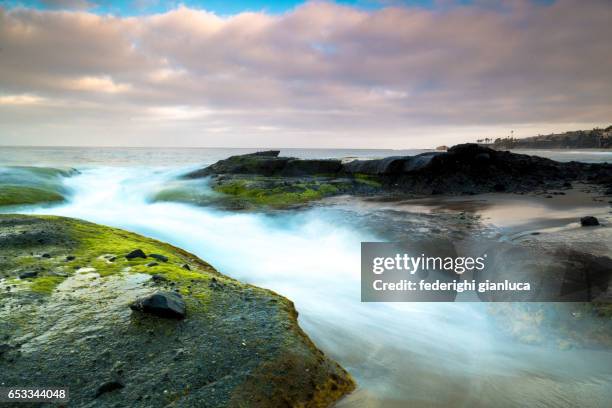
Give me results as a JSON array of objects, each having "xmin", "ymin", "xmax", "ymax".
[
  {"xmin": 0, "ymin": 215, "xmax": 354, "ymax": 407},
  {"xmin": 159, "ymin": 144, "xmax": 611, "ymax": 209}
]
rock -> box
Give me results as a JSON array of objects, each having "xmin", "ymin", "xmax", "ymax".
[
  {"xmin": 129, "ymin": 292, "xmax": 186, "ymax": 319},
  {"xmin": 0, "ymin": 215, "xmax": 354, "ymax": 407},
  {"xmin": 175, "ymin": 144, "xmax": 612, "ymax": 210},
  {"xmin": 435, "ymin": 145, "xmax": 448, "ymax": 151},
  {"xmin": 181, "ymin": 264, "xmax": 191, "ymax": 270},
  {"xmin": 281, "ymin": 159, "xmax": 342, "ymax": 176},
  {"xmin": 19, "ymin": 271, "xmax": 38, "ymax": 279},
  {"xmin": 95, "ymin": 381, "xmax": 124, "ymax": 398},
  {"xmin": 580, "ymin": 216, "xmax": 600, "ymax": 227},
  {"xmin": 41, "ymin": 253, "xmax": 51, "ymax": 258},
  {"xmin": 245, "ymin": 150, "xmax": 280, "ymax": 157},
  {"xmin": 125, "ymin": 249, "xmax": 146, "ymax": 260},
  {"xmin": 65, "ymin": 255, "xmax": 75, "ymax": 261},
  {"xmin": 149, "ymin": 254, "xmax": 168, "ymax": 262},
  {"xmin": 145, "ymin": 262, "xmax": 158, "ymax": 267}
]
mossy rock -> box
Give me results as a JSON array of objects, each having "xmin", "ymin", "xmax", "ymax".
[
  {"xmin": 0, "ymin": 166, "xmax": 77, "ymax": 207},
  {"xmin": 153, "ymin": 174, "xmax": 381, "ymax": 210},
  {"xmin": 0, "ymin": 215, "xmax": 354, "ymax": 407}
]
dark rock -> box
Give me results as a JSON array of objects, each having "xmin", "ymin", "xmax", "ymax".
[
  {"xmin": 245, "ymin": 150, "xmax": 280, "ymax": 157},
  {"xmin": 41, "ymin": 253, "xmax": 51, "ymax": 258},
  {"xmin": 580, "ymin": 216, "xmax": 600, "ymax": 227},
  {"xmin": 178, "ymin": 143, "xmax": 612, "ymax": 206},
  {"xmin": 129, "ymin": 292, "xmax": 186, "ymax": 319},
  {"xmin": 282, "ymin": 159, "xmax": 342, "ymax": 176},
  {"xmin": 19, "ymin": 271, "xmax": 38, "ymax": 279},
  {"xmin": 65, "ymin": 255, "xmax": 75, "ymax": 261},
  {"xmin": 151, "ymin": 274, "xmax": 167, "ymax": 282},
  {"xmin": 149, "ymin": 254, "xmax": 168, "ymax": 262},
  {"xmin": 125, "ymin": 249, "xmax": 146, "ymax": 260},
  {"xmin": 145, "ymin": 262, "xmax": 158, "ymax": 267},
  {"xmin": 181, "ymin": 264, "xmax": 191, "ymax": 271},
  {"xmin": 95, "ymin": 381, "xmax": 124, "ymax": 398}
]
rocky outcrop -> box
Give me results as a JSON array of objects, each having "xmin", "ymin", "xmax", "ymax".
[
  {"xmin": 184, "ymin": 150, "xmax": 343, "ymax": 178},
  {"xmin": 169, "ymin": 144, "xmax": 611, "ymax": 209},
  {"xmin": 0, "ymin": 215, "xmax": 354, "ymax": 407}
]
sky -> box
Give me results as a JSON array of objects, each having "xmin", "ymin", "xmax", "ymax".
[{"xmin": 0, "ymin": 0, "xmax": 610, "ymax": 148}]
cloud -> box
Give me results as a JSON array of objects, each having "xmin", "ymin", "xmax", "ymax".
[{"xmin": 0, "ymin": 0, "xmax": 611, "ymax": 147}]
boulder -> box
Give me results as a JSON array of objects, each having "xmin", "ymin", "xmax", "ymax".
[
  {"xmin": 149, "ymin": 253, "xmax": 168, "ymax": 262},
  {"xmin": 125, "ymin": 249, "xmax": 146, "ymax": 259},
  {"xmin": 580, "ymin": 216, "xmax": 600, "ymax": 227},
  {"xmin": 19, "ymin": 271, "xmax": 38, "ymax": 279},
  {"xmin": 129, "ymin": 291, "xmax": 186, "ymax": 319}
]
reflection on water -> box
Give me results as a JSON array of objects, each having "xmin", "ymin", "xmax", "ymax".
[{"xmin": 3, "ymin": 162, "xmax": 611, "ymax": 407}]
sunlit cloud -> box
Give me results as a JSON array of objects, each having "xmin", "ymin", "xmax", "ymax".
[
  {"xmin": 0, "ymin": 1, "xmax": 611, "ymax": 147},
  {"xmin": 0, "ymin": 94, "xmax": 46, "ymax": 105}
]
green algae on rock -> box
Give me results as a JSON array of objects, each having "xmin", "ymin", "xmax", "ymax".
[
  {"xmin": 0, "ymin": 166, "xmax": 78, "ymax": 207},
  {"xmin": 0, "ymin": 214, "xmax": 355, "ymax": 407}
]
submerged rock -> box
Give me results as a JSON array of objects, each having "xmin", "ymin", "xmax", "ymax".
[
  {"xmin": 130, "ymin": 292, "xmax": 186, "ymax": 319},
  {"xmin": 0, "ymin": 215, "xmax": 354, "ymax": 407}
]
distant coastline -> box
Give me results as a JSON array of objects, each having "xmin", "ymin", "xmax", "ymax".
[{"xmin": 476, "ymin": 126, "xmax": 612, "ymax": 150}]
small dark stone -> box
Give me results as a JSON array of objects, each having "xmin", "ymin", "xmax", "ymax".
[
  {"xmin": 145, "ymin": 262, "xmax": 158, "ymax": 267},
  {"xmin": 563, "ymin": 182, "xmax": 572, "ymax": 188},
  {"xmin": 580, "ymin": 216, "xmax": 600, "ymax": 227},
  {"xmin": 41, "ymin": 253, "xmax": 51, "ymax": 258},
  {"xmin": 125, "ymin": 249, "xmax": 146, "ymax": 260},
  {"xmin": 149, "ymin": 254, "xmax": 169, "ymax": 262},
  {"xmin": 95, "ymin": 381, "xmax": 124, "ymax": 398},
  {"xmin": 65, "ymin": 255, "xmax": 76, "ymax": 261},
  {"xmin": 151, "ymin": 274, "xmax": 167, "ymax": 282},
  {"xmin": 181, "ymin": 264, "xmax": 191, "ymax": 271},
  {"xmin": 129, "ymin": 292, "xmax": 186, "ymax": 319},
  {"xmin": 19, "ymin": 271, "xmax": 38, "ymax": 279}
]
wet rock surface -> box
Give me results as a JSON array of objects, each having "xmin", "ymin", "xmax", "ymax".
[{"xmin": 0, "ymin": 215, "xmax": 354, "ymax": 407}]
